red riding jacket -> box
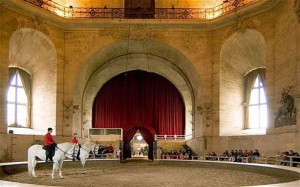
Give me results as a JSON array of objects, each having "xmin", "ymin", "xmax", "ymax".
[
  {"xmin": 72, "ymin": 137, "xmax": 78, "ymax": 144},
  {"xmin": 44, "ymin": 133, "xmax": 55, "ymax": 146}
]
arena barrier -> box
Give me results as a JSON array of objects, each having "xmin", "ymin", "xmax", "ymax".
[{"xmin": 0, "ymin": 159, "xmax": 299, "ymax": 186}]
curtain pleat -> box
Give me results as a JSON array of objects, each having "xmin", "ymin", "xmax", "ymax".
[{"xmin": 17, "ymin": 68, "xmax": 32, "ymax": 128}]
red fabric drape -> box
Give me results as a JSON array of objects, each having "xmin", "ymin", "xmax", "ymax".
[
  {"xmin": 92, "ymin": 70, "xmax": 185, "ymax": 159},
  {"xmin": 92, "ymin": 70, "xmax": 185, "ymax": 135},
  {"xmin": 139, "ymin": 127, "xmax": 154, "ymax": 160},
  {"xmin": 123, "ymin": 127, "xmax": 138, "ymax": 159}
]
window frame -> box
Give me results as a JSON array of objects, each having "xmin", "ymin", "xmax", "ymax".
[
  {"xmin": 7, "ymin": 71, "xmax": 28, "ymax": 127},
  {"xmin": 248, "ymin": 75, "xmax": 267, "ymax": 129}
]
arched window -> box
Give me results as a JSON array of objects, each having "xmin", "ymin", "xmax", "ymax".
[
  {"xmin": 7, "ymin": 68, "xmax": 31, "ymax": 127},
  {"xmin": 248, "ymin": 75, "xmax": 267, "ymax": 129}
]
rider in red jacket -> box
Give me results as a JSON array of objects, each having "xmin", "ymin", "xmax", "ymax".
[
  {"xmin": 44, "ymin": 128, "xmax": 56, "ymax": 162},
  {"xmin": 71, "ymin": 133, "xmax": 81, "ymax": 161}
]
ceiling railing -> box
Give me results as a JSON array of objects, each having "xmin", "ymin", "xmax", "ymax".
[{"xmin": 22, "ymin": 0, "xmax": 260, "ymax": 19}]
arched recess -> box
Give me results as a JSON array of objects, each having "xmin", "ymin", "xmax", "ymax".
[
  {"xmin": 220, "ymin": 29, "xmax": 265, "ymax": 136},
  {"xmin": 72, "ymin": 39, "xmax": 201, "ymax": 139},
  {"xmin": 9, "ymin": 28, "xmax": 57, "ymax": 134}
]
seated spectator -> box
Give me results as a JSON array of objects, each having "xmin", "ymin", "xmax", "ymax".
[
  {"xmin": 222, "ymin": 150, "xmax": 230, "ymax": 157},
  {"xmin": 252, "ymin": 149, "xmax": 260, "ymax": 158},
  {"xmin": 280, "ymin": 151, "xmax": 289, "ymax": 166},
  {"xmin": 248, "ymin": 150, "xmax": 253, "ymax": 157},
  {"xmin": 289, "ymin": 150, "xmax": 299, "ymax": 156},
  {"xmin": 186, "ymin": 148, "xmax": 192, "ymax": 160},
  {"xmin": 219, "ymin": 150, "xmax": 230, "ymax": 161},
  {"xmin": 243, "ymin": 149, "xmax": 248, "ymax": 157},
  {"xmin": 236, "ymin": 150, "xmax": 243, "ymax": 162},
  {"xmin": 289, "ymin": 150, "xmax": 300, "ymax": 167},
  {"xmin": 211, "ymin": 152, "xmax": 217, "ymax": 161},
  {"xmin": 94, "ymin": 141, "xmax": 100, "ymax": 155},
  {"xmin": 233, "ymin": 150, "xmax": 239, "ymax": 162},
  {"xmin": 107, "ymin": 144, "xmax": 114, "ymax": 153}
]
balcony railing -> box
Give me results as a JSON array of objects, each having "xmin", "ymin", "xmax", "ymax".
[{"xmin": 22, "ymin": 0, "xmax": 260, "ymax": 19}]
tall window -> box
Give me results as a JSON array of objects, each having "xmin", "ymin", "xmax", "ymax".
[
  {"xmin": 7, "ymin": 71, "xmax": 28, "ymax": 127},
  {"xmin": 248, "ymin": 75, "xmax": 267, "ymax": 128}
]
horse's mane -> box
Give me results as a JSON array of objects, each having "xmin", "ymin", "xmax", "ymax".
[
  {"xmin": 81, "ymin": 142, "xmax": 96, "ymax": 151},
  {"xmin": 56, "ymin": 142, "xmax": 73, "ymax": 150}
]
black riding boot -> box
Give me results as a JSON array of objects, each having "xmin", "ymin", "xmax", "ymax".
[{"xmin": 45, "ymin": 149, "xmax": 50, "ymax": 162}]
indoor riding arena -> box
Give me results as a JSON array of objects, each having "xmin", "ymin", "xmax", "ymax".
[{"xmin": 0, "ymin": 0, "xmax": 299, "ymax": 186}]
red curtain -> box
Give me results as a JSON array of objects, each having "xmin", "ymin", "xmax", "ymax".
[
  {"xmin": 92, "ymin": 70, "xmax": 185, "ymax": 159},
  {"xmin": 92, "ymin": 70, "xmax": 185, "ymax": 135},
  {"xmin": 123, "ymin": 127, "xmax": 138, "ymax": 159},
  {"xmin": 139, "ymin": 127, "xmax": 154, "ymax": 160}
]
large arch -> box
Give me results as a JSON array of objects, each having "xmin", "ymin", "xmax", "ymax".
[
  {"xmin": 9, "ymin": 28, "xmax": 57, "ymax": 134},
  {"xmin": 219, "ymin": 29, "xmax": 266, "ymax": 136},
  {"xmin": 72, "ymin": 39, "xmax": 201, "ymax": 138}
]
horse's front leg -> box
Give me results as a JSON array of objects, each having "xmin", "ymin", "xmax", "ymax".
[
  {"xmin": 31, "ymin": 159, "xmax": 37, "ymax": 177},
  {"xmin": 58, "ymin": 160, "xmax": 64, "ymax": 179},
  {"xmin": 80, "ymin": 158, "xmax": 85, "ymax": 174},
  {"xmin": 52, "ymin": 161, "xmax": 58, "ymax": 179}
]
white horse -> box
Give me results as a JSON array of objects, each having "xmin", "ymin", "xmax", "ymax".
[
  {"xmin": 66, "ymin": 143, "xmax": 96, "ymax": 173},
  {"xmin": 28, "ymin": 142, "xmax": 74, "ymax": 179}
]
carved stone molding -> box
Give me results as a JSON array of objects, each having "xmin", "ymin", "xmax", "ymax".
[
  {"xmin": 63, "ymin": 101, "xmax": 79, "ymax": 127},
  {"xmin": 14, "ymin": 16, "xmax": 49, "ymax": 36},
  {"xmin": 226, "ymin": 18, "xmax": 259, "ymax": 37},
  {"xmin": 73, "ymin": 33, "xmax": 98, "ymax": 56},
  {"xmin": 197, "ymin": 101, "xmax": 213, "ymax": 128},
  {"xmin": 128, "ymin": 24, "xmax": 154, "ymax": 41}
]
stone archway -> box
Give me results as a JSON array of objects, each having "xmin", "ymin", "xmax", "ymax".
[
  {"xmin": 72, "ymin": 39, "xmax": 201, "ymax": 138},
  {"xmin": 219, "ymin": 29, "xmax": 265, "ymax": 136},
  {"xmin": 9, "ymin": 28, "xmax": 57, "ymax": 134}
]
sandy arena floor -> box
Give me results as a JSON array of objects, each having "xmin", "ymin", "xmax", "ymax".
[{"xmin": 1, "ymin": 159, "xmax": 299, "ymax": 187}]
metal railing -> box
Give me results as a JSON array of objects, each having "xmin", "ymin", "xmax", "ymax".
[
  {"xmin": 22, "ymin": 0, "xmax": 260, "ymax": 19},
  {"xmin": 156, "ymin": 134, "xmax": 186, "ymax": 141}
]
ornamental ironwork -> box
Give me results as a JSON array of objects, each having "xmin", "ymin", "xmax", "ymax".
[{"xmin": 22, "ymin": 0, "xmax": 260, "ymax": 19}]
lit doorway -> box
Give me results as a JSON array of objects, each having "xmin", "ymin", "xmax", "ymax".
[{"xmin": 131, "ymin": 130, "xmax": 148, "ymax": 158}]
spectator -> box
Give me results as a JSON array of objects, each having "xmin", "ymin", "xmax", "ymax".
[
  {"xmin": 186, "ymin": 147, "xmax": 192, "ymax": 160},
  {"xmin": 280, "ymin": 151, "xmax": 289, "ymax": 166},
  {"xmin": 116, "ymin": 149, "xmax": 121, "ymax": 158},
  {"xmin": 107, "ymin": 144, "xmax": 114, "ymax": 153},
  {"xmin": 248, "ymin": 150, "xmax": 254, "ymax": 157},
  {"xmin": 211, "ymin": 152, "xmax": 217, "ymax": 161},
  {"xmin": 222, "ymin": 150, "xmax": 230, "ymax": 157},
  {"xmin": 289, "ymin": 150, "xmax": 300, "ymax": 167},
  {"xmin": 253, "ymin": 149, "xmax": 260, "ymax": 158}
]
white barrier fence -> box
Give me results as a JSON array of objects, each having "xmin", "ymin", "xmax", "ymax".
[
  {"xmin": 275, "ymin": 155, "xmax": 300, "ymax": 167},
  {"xmin": 160, "ymin": 154, "xmax": 300, "ymax": 167}
]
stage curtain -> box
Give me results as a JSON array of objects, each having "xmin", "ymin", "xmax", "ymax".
[
  {"xmin": 92, "ymin": 70, "xmax": 185, "ymax": 135},
  {"xmin": 123, "ymin": 127, "xmax": 138, "ymax": 159},
  {"xmin": 139, "ymin": 127, "xmax": 154, "ymax": 160}
]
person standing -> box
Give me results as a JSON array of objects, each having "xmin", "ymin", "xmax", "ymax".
[{"xmin": 44, "ymin": 127, "xmax": 56, "ymax": 162}]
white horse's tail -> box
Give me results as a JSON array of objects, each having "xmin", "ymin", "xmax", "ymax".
[{"xmin": 28, "ymin": 147, "xmax": 34, "ymax": 174}]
